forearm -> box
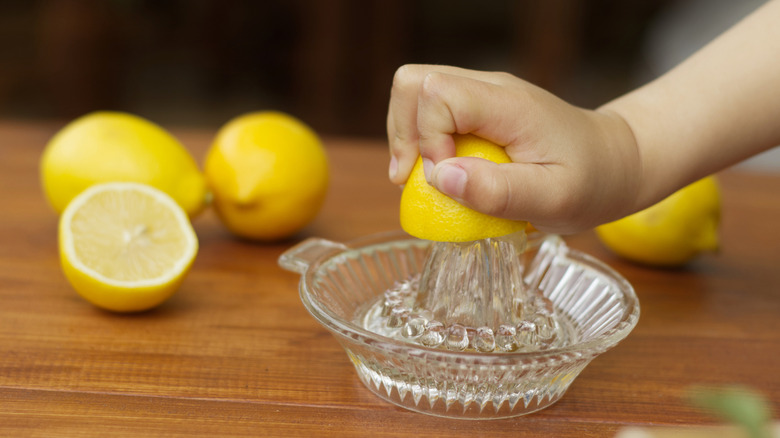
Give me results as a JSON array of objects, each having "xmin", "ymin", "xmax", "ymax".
[{"xmin": 600, "ymin": 0, "xmax": 780, "ymax": 210}]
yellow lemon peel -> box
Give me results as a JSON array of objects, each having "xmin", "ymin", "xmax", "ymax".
[
  {"xmin": 596, "ymin": 176, "xmax": 720, "ymax": 267},
  {"xmin": 400, "ymin": 134, "xmax": 527, "ymax": 242},
  {"xmin": 204, "ymin": 111, "xmax": 329, "ymax": 241},
  {"xmin": 41, "ymin": 111, "xmax": 208, "ymax": 217}
]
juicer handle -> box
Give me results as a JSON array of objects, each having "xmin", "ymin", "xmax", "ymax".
[{"xmin": 278, "ymin": 238, "xmax": 348, "ymax": 274}]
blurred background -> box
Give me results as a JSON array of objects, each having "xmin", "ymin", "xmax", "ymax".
[{"xmin": 0, "ymin": 0, "xmax": 776, "ymax": 169}]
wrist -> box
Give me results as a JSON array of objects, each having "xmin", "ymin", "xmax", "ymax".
[{"xmin": 591, "ymin": 107, "xmax": 647, "ymax": 219}]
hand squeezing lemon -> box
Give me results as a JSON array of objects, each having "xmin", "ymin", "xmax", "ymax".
[{"xmin": 400, "ymin": 133, "xmax": 720, "ymax": 267}]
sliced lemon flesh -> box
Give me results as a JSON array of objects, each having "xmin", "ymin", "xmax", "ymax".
[{"xmin": 59, "ymin": 182, "xmax": 198, "ymax": 312}]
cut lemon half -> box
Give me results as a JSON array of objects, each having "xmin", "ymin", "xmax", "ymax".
[{"xmin": 58, "ymin": 182, "xmax": 198, "ymax": 312}]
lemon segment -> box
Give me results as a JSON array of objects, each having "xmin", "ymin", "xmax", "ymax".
[
  {"xmin": 400, "ymin": 134, "xmax": 527, "ymax": 242},
  {"xmin": 595, "ymin": 176, "xmax": 720, "ymax": 267},
  {"xmin": 59, "ymin": 182, "xmax": 198, "ymax": 312},
  {"xmin": 204, "ymin": 111, "xmax": 329, "ymax": 241},
  {"xmin": 41, "ymin": 111, "xmax": 208, "ymax": 217}
]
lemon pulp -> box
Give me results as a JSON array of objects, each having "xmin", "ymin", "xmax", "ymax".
[{"xmin": 59, "ymin": 182, "xmax": 198, "ymax": 312}]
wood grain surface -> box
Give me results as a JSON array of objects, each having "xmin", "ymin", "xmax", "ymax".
[{"xmin": 1, "ymin": 120, "xmax": 778, "ymax": 437}]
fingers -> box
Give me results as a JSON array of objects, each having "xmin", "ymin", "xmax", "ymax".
[
  {"xmin": 387, "ymin": 65, "xmax": 425, "ymax": 185},
  {"xmin": 430, "ymin": 157, "xmax": 574, "ymax": 229},
  {"xmin": 387, "ymin": 65, "xmax": 516, "ymax": 185},
  {"xmin": 416, "ymin": 71, "xmax": 524, "ymax": 163}
]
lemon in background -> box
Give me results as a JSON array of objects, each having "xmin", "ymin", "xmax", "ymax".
[
  {"xmin": 204, "ymin": 111, "xmax": 329, "ymax": 241},
  {"xmin": 41, "ymin": 111, "xmax": 208, "ymax": 217},
  {"xmin": 596, "ymin": 176, "xmax": 720, "ymax": 267},
  {"xmin": 400, "ymin": 134, "xmax": 527, "ymax": 242},
  {"xmin": 59, "ymin": 182, "xmax": 198, "ymax": 312}
]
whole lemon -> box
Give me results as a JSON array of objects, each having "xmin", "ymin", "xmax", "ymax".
[
  {"xmin": 400, "ymin": 134, "xmax": 527, "ymax": 242},
  {"xmin": 595, "ymin": 176, "xmax": 720, "ymax": 267},
  {"xmin": 41, "ymin": 111, "xmax": 208, "ymax": 217},
  {"xmin": 204, "ymin": 111, "xmax": 329, "ymax": 241}
]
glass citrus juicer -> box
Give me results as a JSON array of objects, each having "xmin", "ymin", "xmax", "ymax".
[{"xmin": 278, "ymin": 136, "xmax": 639, "ymax": 419}]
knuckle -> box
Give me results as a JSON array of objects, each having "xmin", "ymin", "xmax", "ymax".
[
  {"xmin": 420, "ymin": 72, "xmax": 445, "ymax": 98},
  {"xmin": 391, "ymin": 64, "xmax": 419, "ymax": 93},
  {"xmin": 491, "ymin": 71, "xmax": 517, "ymax": 85},
  {"xmin": 492, "ymin": 170, "xmax": 515, "ymax": 218}
]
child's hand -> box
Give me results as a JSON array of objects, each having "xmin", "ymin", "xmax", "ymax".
[
  {"xmin": 387, "ymin": 64, "xmax": 640, "ymax": 233},
  {"xmin": 388, "ymin": 2, "xmax": 780, "ymax": 233}
]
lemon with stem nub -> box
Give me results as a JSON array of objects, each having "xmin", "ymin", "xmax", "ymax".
[
  {"xmin": 59, "ymin": 182, "xmax": 198, "ymax": 312},
  {"xmin": 596, "ymin": 176, "xmax": 720, "ymax": 267},
  {"xmin": 400, "ymin": 134, "xmax": 527, "ymax": 242},
  {"xmin": 204, "ymin": 111, "xmax": 329, "ymax": 241}
]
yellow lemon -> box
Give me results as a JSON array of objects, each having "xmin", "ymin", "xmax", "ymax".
[
  {"xmin": 59, "ymin": 182, "xmax": 198, "ymax": 312},
  {"xmin": 595, "ymin": 176, "xmax": 720, "ymax": 267},
  {"xmin": 41, "ymin": 111, "xmax": 208, "ymax": 217},
  {"xmin": 204, "ymin": 111, "xmax": 329, "ymax": 241},
  {"xmin": 400, "ymin": 134, "xmax": 527, "ymax": 242}
]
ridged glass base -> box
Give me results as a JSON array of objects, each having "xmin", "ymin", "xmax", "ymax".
[{"xmin": 346, "ymin": 347, "xmax": 589, "ymax": 419}]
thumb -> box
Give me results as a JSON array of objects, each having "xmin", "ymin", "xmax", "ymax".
[{"xmin": 430, "ymin": 157, "xmax": 569, "ymax": 225}]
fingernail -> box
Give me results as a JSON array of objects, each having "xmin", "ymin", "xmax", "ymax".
[
  {"xmin": 435, "ymin": 163, "xmax": 467, "ymax": 199},
  {"xmin": 422, "ymin": 158, "xmax": 434, "ymax": 183},
  {"xmin": 389, "ymin": 155, "xmax": 398, "ymax": 180}
]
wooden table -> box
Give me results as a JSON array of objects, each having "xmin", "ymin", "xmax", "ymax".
[{"xmin": 1, "ymin": 120, "xmax": 778, "ymax": 437}]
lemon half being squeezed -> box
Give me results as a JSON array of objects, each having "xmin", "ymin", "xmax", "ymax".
[
  {"xmin": 59, "ymin": 182, "xmax": 198, "ymax": 312},
  {"xmin": 400, "ymin": 134, "xmax": 527, "ymax": 242}
]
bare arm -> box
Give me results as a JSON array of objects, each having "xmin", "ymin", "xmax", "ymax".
[
  {"xmin": 600, "ymin": 0, "xmax": 780, "ymax": 210},
  {"xmin": 387, "ymin": 0, "xmax": 780, "ymax": 233}
]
